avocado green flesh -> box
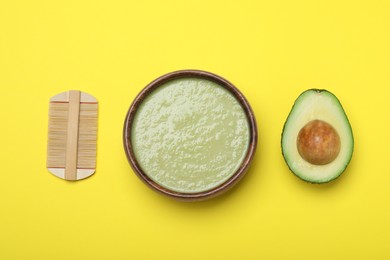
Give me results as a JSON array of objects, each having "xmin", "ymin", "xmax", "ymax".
[
  {"xmin": 281, "ymin": 89, "xmax": 354, "ymax": 183},
  {"xmin": 131, "ymin": 78, "xmax": 250, "ymax": 193}
]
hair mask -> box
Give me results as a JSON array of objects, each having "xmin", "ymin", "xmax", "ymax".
[{"xmin": 123, "ymin": 70, "xmax": 257, "ymax": 201}]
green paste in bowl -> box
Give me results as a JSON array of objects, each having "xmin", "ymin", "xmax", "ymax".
[{"xmin": 131, "ymin": 78, "xmax": 250, "ymax": 193}]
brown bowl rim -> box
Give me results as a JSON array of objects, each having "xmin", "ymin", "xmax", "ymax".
[{"xmin": 123, "ymin": 70, "xmax": 257, "ymax": 201}]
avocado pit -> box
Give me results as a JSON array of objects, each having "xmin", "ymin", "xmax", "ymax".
[{"xmin": 297, "ymin": 120, "xmax": 341, "ymax": 165}]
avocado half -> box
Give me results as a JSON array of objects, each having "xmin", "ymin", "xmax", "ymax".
[{"xmin": 281, "ymin": 89, "xmax": 354, "ymax": 183}]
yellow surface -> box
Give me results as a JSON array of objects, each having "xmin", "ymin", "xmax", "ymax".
[{"xmin": 0, "ymin": 0, "xmax": 389, "ymax": 259}]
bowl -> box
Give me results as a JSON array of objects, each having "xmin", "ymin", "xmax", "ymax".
[{"xmin": 123, "ymin": 70, "xmax": 257, "ymax": 201}]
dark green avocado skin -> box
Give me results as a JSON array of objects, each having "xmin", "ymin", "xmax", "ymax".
[{"xmin": 281, "ymin": 89, "xmax": 354, "ymax": 184}]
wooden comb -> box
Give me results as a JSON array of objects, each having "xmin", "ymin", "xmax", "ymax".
[{"xmin": 47, "ymin": 90, "xmax": 98, "ymax": 181}]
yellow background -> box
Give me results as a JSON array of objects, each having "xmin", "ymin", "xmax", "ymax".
[{"xmin": 1, "ymin": 0, "xmax": 389, "ymax": 259}]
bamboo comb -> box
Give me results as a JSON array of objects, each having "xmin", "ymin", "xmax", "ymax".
[{"xmin": 47, "ymin": 90, "xmax": 98, "ymax": 181}]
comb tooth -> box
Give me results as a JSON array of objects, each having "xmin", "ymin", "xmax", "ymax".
[
  {"xmin": 77, "ymin": 103, "xmax": 98, "ymax": 169},
  {"xmin": 47, "ymin": 90, "xmax": 98, "ymax": 181},
  {"xmin": 47, "ymin": 102, "xmax": 68, "ymax": 168}
]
